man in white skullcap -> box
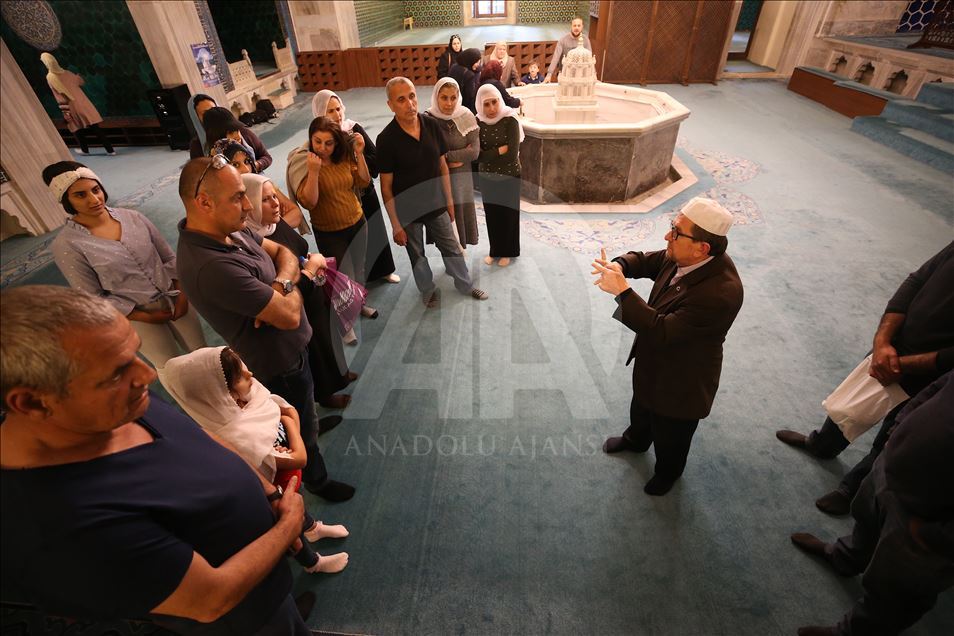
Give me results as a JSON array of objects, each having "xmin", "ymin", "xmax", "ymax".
[{"xmin": 592, "ymin": 197, "xmax": 744, "ymax": 495}]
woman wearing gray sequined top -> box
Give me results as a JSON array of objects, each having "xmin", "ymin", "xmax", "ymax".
[
  {"xmin": 43, "ymin": 161, "xmax": 206, "ymax": 367},
  {"xmin": 424, "ymin": 77, "xmax": 480, "ymax": 249}
]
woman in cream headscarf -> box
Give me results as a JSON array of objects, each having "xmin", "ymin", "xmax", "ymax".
[
  {"xmin": 242, "ymin": 172, "xmax": 358, "ymax": 411},
  {"xmin": 424, "ymin": 77, "xmax": 480, "ymax": 250},
  {"xmin": 310, "ymin": 90, "xmax": 399, "ymax": 284},
  {"xmin": 41, "ymin": 52, "xmax": 114, "ymax": 155},
  {"xmin": 486, "ymin": 41, "xmax": 522, "ymax": 88},
  {"xmin": 159, "ymin": 346, "xmax": 350, "ymax": 574},
  {"xmin": 475, "ymin": 84, "xmax": 523, "ymax": 267}
]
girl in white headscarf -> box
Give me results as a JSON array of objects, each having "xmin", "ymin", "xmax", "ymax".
[
  {"xmin": 159, "ymin": 346, "xmax": 350, "ymax": 574},
  {"xmin": 310, "ymin": 90, "xmax": 399, "ymax": 284},
  {"xmin": 424, "ymin": 77, "xmax": 480, "ymax": 249},
  {"xmin": 40, "ymin": 52, "xmax": 114, "ymax": 155},
  {"xmin": 475, "ymin": 84, "xmax": 523, "ymax": 266}
]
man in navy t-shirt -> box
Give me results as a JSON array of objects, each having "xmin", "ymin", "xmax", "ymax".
[
  {"xmin": 377, "ymin": 76, "xmax": 488, "ymax": 307},
  {"xmin": 0, "ymin": 285, "xmax": 308, "ymax": 634}
]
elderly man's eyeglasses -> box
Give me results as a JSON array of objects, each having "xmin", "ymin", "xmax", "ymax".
[
  {"xmin": 670, "ymin": 220, "xmax": 701, "ymax": 242},
  {"xmin": 194, "ymin": 154, "xmax": 229, "ymax": 198}
]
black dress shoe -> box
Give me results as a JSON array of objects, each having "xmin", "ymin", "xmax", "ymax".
[
  {"xmin": 644, "ymin": 475, "xmax": 676, "ymax": 496},
  {"xmin": 797, "ymin": 626, "xmax": 838, "ymax": 636},
  {"xmin": 603, "ymin": 436, "xmax": 640, "ymax": 454},
  {"xmin": 306, "ymin": 479, "xmax": 355, "ymax": 502},
  {"xmin": 776, "ymin": 429, "xmax": 808, "ymax": 448},
  {"xmin": 317, "ymin": 415, "xmax": 343, "ymax": 436},
  {"xmin": 815, "ymin": 490, "xmax": 851, "ymax": 516}
]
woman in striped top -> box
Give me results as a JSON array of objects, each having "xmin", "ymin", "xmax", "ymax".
[{"xmin": 287, "ymin": 117, "xmax": 378, "ymax": 326}]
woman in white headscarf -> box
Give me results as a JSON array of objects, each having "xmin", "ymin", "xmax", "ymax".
[
  {"xmin": 486, "ymin": 41, "xmax": 522, "ymax": 88},
  {"xmin": 242, "ymin": 173, "xmax": 358, "ymax": 411},
  {"xmin": 424, "ymin": 77, "xmax": 480, "ymax": 249},
  {"xmin": 310, "ymin": 90, "xmax": 399, "ymax": 284},
  {"xmin": 475, "ymin": 84, "xmax": 523, "ymax": 266},
  {"xmin": 159, "ymin": 346, "xmax": 350, "ymax": 574},
  {"xmin": 40, "ymin": 52, "xmax": 114, "ymax": 155}
]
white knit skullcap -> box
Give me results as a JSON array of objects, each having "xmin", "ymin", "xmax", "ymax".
[
  {"xmin": 680, "ymin": 197, "xmax": 733, "ymax": 236},
  {"xmin": 49, "ymin": 167, "xmax": 101, "ymax": 203}
]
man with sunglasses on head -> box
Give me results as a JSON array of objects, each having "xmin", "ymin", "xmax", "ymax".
[
  {"xmin": 592, "ymin": 197, "xmax": 744, "ymax": 496},
  {"xmin": 175, "ymin": 156, "xmax": 355, "ymax": 502}
]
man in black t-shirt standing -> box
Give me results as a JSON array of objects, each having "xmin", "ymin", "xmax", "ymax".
[{"xmin": 377, "ymin": 77, "xmax": 488, "ymax": 307}]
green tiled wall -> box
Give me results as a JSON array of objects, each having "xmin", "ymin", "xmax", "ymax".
[
  {"xmin": 404, "ymin": 0, "xmax": 463, "ymax": 28},
  {"xmin": 736, "ymin": 0, "xmax": 762, "ymax": 31},
  {"xmin": 516, "ymin": 0, "xmax": 590, "ymax": 24},
  {"xmin": 1, "ymin": 0, "xmax": 159, "ymax": 119},
  {"xmin": 355, "ymin": 0, "xmax": 406, "ymax": 47},
  {"xmin": 207, "ymin": 0, "xmax": 284, "ymax": 65}
]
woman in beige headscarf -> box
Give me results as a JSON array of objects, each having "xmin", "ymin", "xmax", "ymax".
[
  {"xmin": 40, "ymin": 52, "xmax": 115, "ymax": 156},
  {"xmin": 486, "ymin": 41, "xmax": 522, "ymax": 88}
]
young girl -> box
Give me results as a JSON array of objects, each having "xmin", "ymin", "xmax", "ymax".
[
  {"xmin": 476, "ymin": 84, "xmax": 524, "ymax": 267},
  {"xmin": 159, "ymin": 346, "xmax": 350, "ymax": 574}
]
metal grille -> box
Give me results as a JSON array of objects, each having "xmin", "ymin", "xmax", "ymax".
[
  {"xmin": 908, "ymin": 0, "xmax": 954, "ymax": 50},
  {"xmin": 602, "ymin": 0, "xmax": 653, "ymax": 83},
  {"xmin": 599, "ymin": 0, "xmax": 733, "ymax": 84},
  {"xmin": 688, "ymin": 0, "xmax": 734, "ymax": 81}
]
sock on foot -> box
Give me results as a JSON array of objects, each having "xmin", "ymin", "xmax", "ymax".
[
  {"xmin": 305, "ymin": 521, "xmax": 349, "ymax": 542},
  {"xmin": 306, "ymin": 552, "xmax": 349, "ymax": 573}
]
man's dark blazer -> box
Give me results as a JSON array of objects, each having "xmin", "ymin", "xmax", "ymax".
[{"xmin": 613, "ymin": 249, "xmax": 743, "ymax": 421}]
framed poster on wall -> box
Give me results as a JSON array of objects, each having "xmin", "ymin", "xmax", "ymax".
[{"xmin": 191, "ymin": 43, "xmax": 219, "ymax": 87}]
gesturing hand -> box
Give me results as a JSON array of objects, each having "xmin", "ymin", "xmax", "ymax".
[
  {"xmin": 352, "ymin": 133, "xmax": 365, "ymax": 154},
  {"xmin": 591, "ymin": 247, "xmax": 628, "ymax": 296}
]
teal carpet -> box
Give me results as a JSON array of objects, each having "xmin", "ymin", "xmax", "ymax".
[{"xmin": 2, "ymin": 79, "xmax": 952, "ymax": 635}]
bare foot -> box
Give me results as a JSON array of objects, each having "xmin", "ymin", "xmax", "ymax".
[
  {"xmin": 498, "ymin": 257, "xmax": 511, "ymax": 267},
  {"xmin": 306, "ymin": 552, "xmax": 349, "ymax": 573},
  {"xmin": 384, "ymin": 273, "xmax": 401, "ymax": 283},
  {"xmin": 484, "ymin": 256, "xmax": 494, "ymax": 265},
  {"xmin": 305, "ymin": 521, "xmax": 350, "ymax": 542}
]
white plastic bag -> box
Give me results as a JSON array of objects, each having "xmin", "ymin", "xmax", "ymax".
[{"xmin": 822, "ymin": 355, "xmax": 909, "ymax": 442}]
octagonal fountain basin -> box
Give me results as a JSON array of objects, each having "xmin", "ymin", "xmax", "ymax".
[{"xmin": 508, "ymin": 82, "xmax": 690, "ymax": 204}]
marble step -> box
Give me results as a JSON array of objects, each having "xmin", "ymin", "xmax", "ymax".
[
  {"xmin": 881, "ymin": 100, "xmax": 954, "ymax": 143},
  {"xmin": 851, "ymin": 116, "xmax": 954, "ymax": 174},
  {"xmin": 915, "ymin": 81, "xmax": 954, "ymax": 110}
]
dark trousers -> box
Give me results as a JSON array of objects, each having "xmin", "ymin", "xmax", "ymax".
[
  {"xmin": 254, "ymin": 594, "xmax": 311, "ymax": 635},
  {"xmin": 262, "ymin": 351, "xmax": 328, "ymax": 488},
  {"xmin": 75, "ymin": 123, "xmax": 114, "ymax": 154},
  {"xmin": 829, "ymin": 458, "xmax": 954, "ymax": 635},
  {"xmin": 624, "ymin": 398, "xmax": 699, "ymax": 481},
  {"xmin": 314, "ymin": 216, "xmax": 367, "ymax": 285},
  {"xmin": 836, "ymin": 402, "xmax": 906, "ymax": 499},
  {"xmin": 479, "ymin": 173, "xmax": 521, "ymax": 258}
]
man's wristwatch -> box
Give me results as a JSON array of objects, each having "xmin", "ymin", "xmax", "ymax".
[
  {"xmin": 267, "ymin": 486, "xmax": 283, "ymax": 502},
  {"xmin": 273, "ymin": 279, "xmax": 293, "ymax": 295}
]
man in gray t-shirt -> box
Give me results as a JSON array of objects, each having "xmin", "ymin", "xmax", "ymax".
[{"xmin": 544, "ymin": 16, "xmax": 592, "ymax": 83}]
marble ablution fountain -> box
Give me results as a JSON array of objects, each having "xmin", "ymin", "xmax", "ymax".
[{"xmin": 509, "ymin": 38, "xmax": 692, "ymax": 208}]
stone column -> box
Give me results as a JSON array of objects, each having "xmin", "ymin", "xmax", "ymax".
[
  {"xmin": 287, "ymin": 1, "xmax": 361, "ymax": 51},
  {"xmin": 125, "ymin": 0, "xmax": 228, "ymax": 102},
  {"xmin": 0, "ymin": 40, "xmax": 70, "ymax": 237}
]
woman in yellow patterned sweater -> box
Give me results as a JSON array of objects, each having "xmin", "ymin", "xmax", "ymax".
[{"xmin": 287, "ymin": 117, "xmax": 379, "ymax": 339}]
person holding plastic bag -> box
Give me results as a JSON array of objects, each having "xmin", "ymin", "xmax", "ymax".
[{"xmin": 776, "ymin": 241, "xmax": 954, "ymax": 515}]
